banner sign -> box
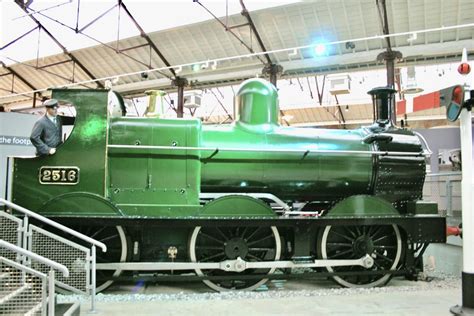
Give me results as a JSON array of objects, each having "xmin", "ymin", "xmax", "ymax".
[{"xmin": 0, "ymin": 135, "xmax": 33, "ymax": 147}]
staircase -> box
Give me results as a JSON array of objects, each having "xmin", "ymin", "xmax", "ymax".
[
  {"xmin": 0, "ymin": 241, "xmax": 78, "ymax": 316},
  {"xmin": 0, "ymin": 198, "xmax": 107, "ymax": 315},
  {"xmin": 0, "ymin": 256, "xmax": 46, "ymax": 316}
]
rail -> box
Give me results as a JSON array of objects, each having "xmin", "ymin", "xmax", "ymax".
[
  {"xmin": 108, "ymin": 144, "xmax": 431, "ymax": 157},
  {"xmin": 0, "ymin": 240, "xmax": 69, "ymax": 316},
  {"xmin": 0, "ymin": 198, "xmax": 106, "ymax": 253},
  {"xmin": 0, "ymin": 240, "xmax": 69, "ymax": 277}
]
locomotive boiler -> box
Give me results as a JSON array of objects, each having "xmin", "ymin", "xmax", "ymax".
[{"xmin": 8, "ymin": 78, "xmax": 446, "ymax": 291}]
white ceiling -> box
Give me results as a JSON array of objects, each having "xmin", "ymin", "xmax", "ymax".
[{"xmin": 0, "ymin": 0, "xmax": 473, "ymax": 107}]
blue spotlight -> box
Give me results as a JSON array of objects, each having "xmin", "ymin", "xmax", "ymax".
[{"xmin": 314, "ymin": 43, "xmax": 327, "ymax": 56}]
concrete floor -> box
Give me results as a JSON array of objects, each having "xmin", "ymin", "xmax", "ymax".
[
  {"xmin": 67, "ymin": 243, "xmax": 464, "ymax": 316},
  {"xmin": 77, "ymin": 287, "xmax": 462, "ymax": 316},
  {"xmin": 70, "ymin": 276, "xmax": 462, "ymax": 316}
]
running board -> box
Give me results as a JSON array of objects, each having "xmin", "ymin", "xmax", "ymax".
[{"xmin": 96, "ymin": 255, "xmax": 374, "ymax": 273}]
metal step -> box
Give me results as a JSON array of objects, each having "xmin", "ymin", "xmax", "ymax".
[
  {"xmin": 55, "ymin": 302, "xmax": 81, "ymax": 316},
  {"xmin": 0, "ymin": 284, "xmax": 43, "ymax": 315},
  {"xmin": 25, "ymin": 301, "xmax": 43, "ymax": 316},
  {"xmin": 0, "ymin": 283, "xmax": 30, "ymax": 305},
  {"xmin": 0, "ymin": 272, "xmax": 22, "ymax": 299}
]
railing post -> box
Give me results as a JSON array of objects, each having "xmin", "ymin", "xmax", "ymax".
[
  {"xmin": 21, "ymin": 215, "xmax": 29, "ymax": 264},
  {"xmin": 41, "ymin": 276, "xmax": 47, "ymax": 316},
  {"xmin": 91, "ymin": 245, "xmax": 96, "ymax": 313},
  {"xmin": 48, "ymin": 269, "xmax": 55, "ymax": 316},
  {"xmin": 20, "ymin": 215, "xmax": 30, "ymax": 285},
  {"xmin": 446, "ymin": 178, "xmax": 453, "ymax": 217}
]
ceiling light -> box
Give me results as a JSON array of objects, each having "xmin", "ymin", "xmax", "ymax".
[{"xmin": 314, "ymin": 44, "xmax": 327, "ymax": 56}]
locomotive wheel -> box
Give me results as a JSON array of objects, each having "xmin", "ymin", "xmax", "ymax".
[
  {"xmin": 66, "ymin": 225, "xmax": 129, "ymax": 292},
  {"xmin": 189, "ymin": 226, "xmax": 281, "ymax": 292},
  {"xmin": 317, "ymin": 224, "xmax": 403, "ymax": 288}
]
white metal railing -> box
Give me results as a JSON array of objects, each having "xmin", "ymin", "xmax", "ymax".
[
  {"xmin": 423, "ymin": 172, "xmax": 462, "ymax": 217},
  {"xmin": 0, "ymin": 198, "xmax": 107, "ymax": 313},
  {"xmin": 0, "ymin": 240, "xmax": 69, "ymax": 316},
  {"xmin": 29, "ymin": 225, "xmax": 91, "ymax": 294},
  {"xmin": 0, "ymin": 211, "xmax": 23, "ymax": 262}
]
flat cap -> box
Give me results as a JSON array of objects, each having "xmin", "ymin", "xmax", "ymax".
[{"xmin": 43, "ymin": 99, "xmax": 59, "ymax": 108}]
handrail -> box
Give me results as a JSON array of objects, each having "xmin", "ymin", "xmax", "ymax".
[
  {"xmin": 108, "ymin": 144, "xmax": 430, "ymax": 157},
  {"xmin": 413, "ymin": 131, "xmax": 433, "ymax": 156},
  {"xmin": 426, "ymin": 172, "xmax": 463, "ymax": 177},
  {"xmin": 0, "ymin": 240, "xmax": 69, "ymax": 277},
  {"xmin": 0, "ymin": 198, "xmax": 107, "ymax": 252},
  {"xmin": 0, "ymin": 256, "xmax": 47, "ymax": 279}
]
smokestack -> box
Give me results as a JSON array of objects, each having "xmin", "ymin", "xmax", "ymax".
[{"xmin": 368, "ymin": 87, "xmax": 397, "ymax": 127}]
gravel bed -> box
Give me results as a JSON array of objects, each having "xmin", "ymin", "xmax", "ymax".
[{"xmin": 57, "ymin": 272, "xmax": 460, "ymax": 303}]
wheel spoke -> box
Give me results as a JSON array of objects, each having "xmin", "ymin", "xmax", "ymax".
[
  {"xmin": 199, "ymin": 232, "xmax": 225, "ymax": 244},
  {"xmin": 326, "ymin": 242, "xmax": 353, "ymax": 247},
  {"xmin": 373, "ymin": 260, "xmax": 384, "ymax": 269},
  {"xmin": 200, "ymin": 251, "xmax": 226, "ymax": 262},
  {"xmin": 247, "ymin": 234, "xmax": 274, "ymax": 246},
  {"xmin": 369, "ymin": 226, "xmax": 385, "ymax": 239},
  {"xmin": 245, "ymin": 227, "xmax": 262, "ymax": 242},
  {"xmin": 373, "ymin": 245, "xmax": 396, "ymax": 250},
  {"xmin": 372, "ymin": 235, "xmax": 393, "ymax": 244},
  {"xmin": 343, "ymin": 227, "xmax": 358, "ymax": 239},
  {"xmin": 240, "ymin": 226, "xmax": 249, "ymax": 239},
  {"xmin": 215, "ymin": 227, "xmax": 229, "ymax": 241},
  {"xmin": 99, "ymin": 234, "xmax": 118, "ymax": 243},
  {"xmin": 248, "ymin": 247, "xmax": 273, "ymax": 252},
  {"xmin": 246, "ymin": 253, "xmax": 261, "ymax": 261},
  {"xmin": 90, "ymin": 226, "xmax": 107, "ymax": 239},
  {"xmin": 366, "ymin": 225, "xmax": 374, "ymax": 235},
  {"xmin": 374, "ymin": 250, "xmax": 394, "ymax": 264},
  {"xmin": 328, "ymin": 248, "xmax": 353, "ymax": 258},
  {"xmin": 195, "ymin": 246, "xmax": 223, "ymax": 251},
  {"xmin": 331, "ymin": 230, "xmax": 355, "ymax": 242}
]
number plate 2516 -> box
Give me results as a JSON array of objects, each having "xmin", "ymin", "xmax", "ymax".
[{"xmin": 39, "ymin": 167, "xmax": 80, "ymax": 185}]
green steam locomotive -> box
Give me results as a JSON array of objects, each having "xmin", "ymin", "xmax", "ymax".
[{"xmin": 9, "ymin": 78, "xmax": 445, "ymax": 291}]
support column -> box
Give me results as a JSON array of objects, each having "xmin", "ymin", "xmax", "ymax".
[
  {"xmin": 451, "ymin": 90, "xmax": 474, "ymax": 315},
  {"xmin": 262, "ymin": 63, "xmax": 289, "ymax": 125},
  {"xmin": 262, "ymin": 64, "xmax": 283, "ymax": 88},
  {"xmin": 172, "ymin": 77, "xmax": 188, "ymax": 118}
]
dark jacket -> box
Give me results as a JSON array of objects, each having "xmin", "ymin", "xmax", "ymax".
[{"xmin": 30, "ymin": 115, "xmax": 63, "ymax": 156}]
